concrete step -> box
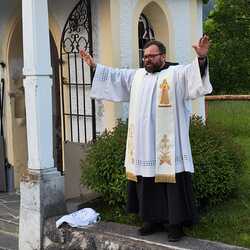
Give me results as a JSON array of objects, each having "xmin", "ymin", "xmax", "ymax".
[
  {"xmin": 44, "ymin": 218, "xmax": 249, "ymax": 250},
  {"xmin": 0, "ymin": 216, "xmax": 18, "ymax": 236},
  {"xmin": 0, "ymin": 231, "xmax": 18, "ymax": 250},
  {"xmin": 0, "ymin": 193, "xmax": 19, "ymax": 236}
]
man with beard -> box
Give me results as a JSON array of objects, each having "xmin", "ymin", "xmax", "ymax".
[{"xmin": 80, "ymin": 36, "xmax": 212, "ymax": 242}]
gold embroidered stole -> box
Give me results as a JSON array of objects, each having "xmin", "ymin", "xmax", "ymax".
[
  {"xmin": 125, "ymin": 68, "xmax": 176, "ymax": 183},
  {"xmin": 155, "ymin": 68, "xmax": 176, "ymax": 183}
]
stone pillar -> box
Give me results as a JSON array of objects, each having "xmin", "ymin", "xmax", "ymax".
[{"xmin": 19, "ymin": 1, "xmax": 65, "ymax": 249}]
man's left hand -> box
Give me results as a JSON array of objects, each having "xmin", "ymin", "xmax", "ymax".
[{"xmin": 192, "ymin": 35, "xmax": 211, "ymax": 58}]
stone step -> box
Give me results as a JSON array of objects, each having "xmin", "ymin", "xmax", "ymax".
[
  {"xmin": 44, "ymin": 218, "xmax": 249, "ymax": 250},
  {"xmin": 0, "ymin": 193, "xmax": 19, "ymax": 236},
  {"xmin": 0, "ymin": 231, "xmax": 18, "ymax": 250},
  {"xmin": 0, "ymin": 216, "xmax": 18, "ymax": 236}
]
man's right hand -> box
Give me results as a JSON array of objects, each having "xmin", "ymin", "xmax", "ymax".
[{"xmin": 79, "ymin": 49, "xmax": 96, "ymax": 69}]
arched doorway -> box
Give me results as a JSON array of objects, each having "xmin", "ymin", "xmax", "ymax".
[
  {"xmin": 134, "ymin": 1, "xmax": 173, "ymax": 66},
  {"xmin": 141, "ymin": 2, "xmax": 170, "ymax": 57},
  {"xmin": 138, "ymin": 13, "xmax": 155, "ymax": 67},
  {"xmin": 8, "ymin": 21, "xmax": 27, "ymax": 188},
  {"xmin": 7, "ymin": 21, "xmax": 62, "ymax": 188}
]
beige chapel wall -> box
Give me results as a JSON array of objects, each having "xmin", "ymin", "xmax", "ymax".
[{"xmin": 98, "ymin": 0, "xmax": 121, "ymax": 130}]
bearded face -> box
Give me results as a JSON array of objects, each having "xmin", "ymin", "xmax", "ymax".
[{"xmin": 143, "ymin": 45, "xmax": 166, "ymax": 73}]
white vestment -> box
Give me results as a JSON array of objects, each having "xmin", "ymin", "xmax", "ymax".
[{"xmin": 90, "ymin": 57, "xmax": 212, "ymax": 181}]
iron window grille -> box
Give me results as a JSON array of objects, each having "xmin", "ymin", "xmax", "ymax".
[{"xmin": 60, "ymin": 0, "xmax": 96, "ymax": 143}]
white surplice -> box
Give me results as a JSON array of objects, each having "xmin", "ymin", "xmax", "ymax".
[{"xmin": 90, "ymin": 57, "xmax": 212, "ymax": 177}]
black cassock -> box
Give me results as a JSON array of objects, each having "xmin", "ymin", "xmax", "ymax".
[{"xmin": 127, "ymin": 172, "xmax": 198, "ymax": 226}]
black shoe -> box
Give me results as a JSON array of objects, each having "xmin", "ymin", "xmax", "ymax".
[
  {"xmin": 168, "ymin": 225, "xmax": 185, "ymax": 242},
  {"xmin": 138, "ymin": 222, "xmax": 165, "ymax": 236},
  {"xmin": 163, "ymin": 223, "xmax": 170, "ymax": 232}
]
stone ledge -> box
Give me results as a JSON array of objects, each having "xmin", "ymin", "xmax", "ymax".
[
  {"xmin": 44, "ymin": 217, "xmax": 249, "ymax": 250},
  {"xmin": 0, "ymin": 218, "xmax": 18, "ymax": 236},
  {"xmin": 0, "ymin": 231, "xmax": 18, "ymax": 250}
]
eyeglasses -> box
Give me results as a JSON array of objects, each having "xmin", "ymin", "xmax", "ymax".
[{"xmin": 142, "ymin": 53, "xmax": 163, "ymax": 61}]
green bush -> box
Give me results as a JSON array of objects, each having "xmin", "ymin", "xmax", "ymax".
[
  {"xmin": 81, "ymin": 117, "xmax": 245, "ymax": 211},
  {"xmin": 190, "ymin": 116, "xmax": 245, "ymax": 208},
  {"xmin": 81, "ymin": 120, "xmax": 128, "ymax": 209}
]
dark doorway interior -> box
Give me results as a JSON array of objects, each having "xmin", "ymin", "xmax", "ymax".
[{"xmin": 50, "ymin": 34, "xmax": 63, "ymax": 173}]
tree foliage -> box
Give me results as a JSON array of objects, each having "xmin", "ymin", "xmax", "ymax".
[{"xmin": 204, "ymin": 0, "xmax": 250, "ymax": 94}]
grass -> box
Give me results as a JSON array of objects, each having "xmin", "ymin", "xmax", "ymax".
[
  {"xmin": 206, "ymin": 101, "xmax": 250, "ymax": 137},
  {"xmin": 186, "ymin": 101, "xmax": 250, "ymax": 248}
]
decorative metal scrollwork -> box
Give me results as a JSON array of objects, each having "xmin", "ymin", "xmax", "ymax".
[{"xmin": 61, "ymin": 0, "xmax": 90, "ymax": 53}]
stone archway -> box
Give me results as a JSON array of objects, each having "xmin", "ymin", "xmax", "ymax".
[
  {"xmin": 8, "ymin": 21, "xmax": 27, "ymax": 188},
  {"xmin": 140, "ymin": 1, "xmax": 171, "ymax": 59},
  {"xmin": 7, "ymin": 21, "xmax": 62, "ymax": 188}
]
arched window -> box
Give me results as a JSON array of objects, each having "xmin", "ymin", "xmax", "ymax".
[{"xmin": 138, "ymin": 13, "xmax": 155, "ymax": 67}]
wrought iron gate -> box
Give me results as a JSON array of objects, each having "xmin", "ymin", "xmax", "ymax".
[{"xmin": 60, "ymin": 0, "xmax": 96, "ymax": 143}]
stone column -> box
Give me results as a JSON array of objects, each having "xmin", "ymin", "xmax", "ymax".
[{"xmin": 19, "ymin": 1, "xmax": 65, "ymax": 249}]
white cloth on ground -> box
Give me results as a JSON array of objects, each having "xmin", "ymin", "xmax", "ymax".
[{"xmin": 56, "ymin": 208, "xmax": 100, "ymax": 228}]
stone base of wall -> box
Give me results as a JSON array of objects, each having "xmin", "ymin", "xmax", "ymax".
[{"xmin": 43, "ymin": 217, "xmax": 249, "ymax": 250}]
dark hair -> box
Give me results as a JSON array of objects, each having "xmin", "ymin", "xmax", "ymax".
[{"xmin": 143, "ymin": 40, "xmax": 166, "ymax": 54}]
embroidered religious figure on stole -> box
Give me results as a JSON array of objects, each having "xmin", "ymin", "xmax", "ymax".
[
  {"xmin": 159, "ymin": 134, "xmax": 171, "ymax": 165},
  {"xmin": 159, "ymin": 79, "xmax": 171, "ymax": 107}
]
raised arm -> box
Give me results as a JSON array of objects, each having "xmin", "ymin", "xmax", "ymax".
[
  {"xmin": 79, "ymin": 49, "xmax": 136, "ymax": 102},
  {"xmin": 176, "ymin": 35, "xmax": 212, "ymax": 100},
  {"xmin": 193, "ymin": 35, "xmax": 210, "ymax": 78},
  {"xmin": 192, "ymin": 35, "xmax": 210, "ymax": 59}
]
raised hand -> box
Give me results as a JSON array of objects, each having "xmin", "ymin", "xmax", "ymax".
[
  {"xmin": 192, "ymin": 35, "xmax": 211, "ymax": 58},
  {"xmin": 79, "ymin": 49, "xmax": 96, "ymax": 69}
]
